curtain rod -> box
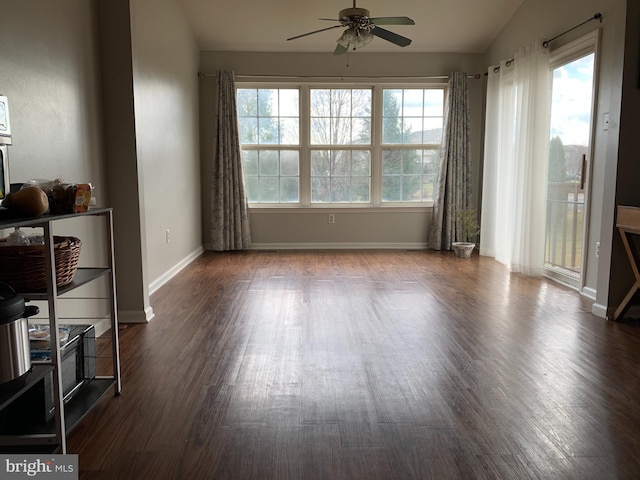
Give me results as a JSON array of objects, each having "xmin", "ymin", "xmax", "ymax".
[
  {"xmin": 486, "ymin": 12, "xmax": 603, "ymax": 75},
  {"xmin": 198, "ymin": 72, "xmax": 481, "ymax": 80},
  {"xmin": 543, "ymin": 12, "xmax": 602, "ymax": 48}
]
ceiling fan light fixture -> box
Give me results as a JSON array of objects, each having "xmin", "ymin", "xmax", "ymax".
[
  {"xmin": 337, "ymin": 28, "xmax": 356, "ymax": 48},
  {"xmin": 337, "ymin": 27, "xmax": 373, "ymax": 50}
]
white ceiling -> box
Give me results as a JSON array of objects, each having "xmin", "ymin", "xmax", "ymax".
[{"xmin": 176, "ymin": 0, "xmax": 525, "ymax": 54}]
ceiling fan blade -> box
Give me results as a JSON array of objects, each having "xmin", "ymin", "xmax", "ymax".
[
  {"xmin": 287, "ymin": 24, "xmax": 343, "ymax": 41},
  {"xmin": 370, "ymin": 26, "xmax": 412, "ymax": 47},
  {"xmin": 370, "ymin": 16, "xmax": 415, "ymax": 25},
  {"xmin": 334, "ymin": 43, "xmax": 349, "ymax": 55}
]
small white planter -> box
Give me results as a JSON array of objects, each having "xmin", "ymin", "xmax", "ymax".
[{"xmin": 452, "ymin": 242, "xmax": 475, "ymax": 258}]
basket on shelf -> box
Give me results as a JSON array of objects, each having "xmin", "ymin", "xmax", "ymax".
[{"xmin": 0, "ymin": 236, "xmax": 82, "ymax": 292}]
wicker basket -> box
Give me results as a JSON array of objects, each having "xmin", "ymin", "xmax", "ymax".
[{"xmin": 0, "ymin": 236, "xmax": 82, "ymax": 292}]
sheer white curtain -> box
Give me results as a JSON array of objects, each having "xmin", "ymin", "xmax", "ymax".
[{"xmin": 480, "ymin": 42, "xmax": 551, "ymax": 275}]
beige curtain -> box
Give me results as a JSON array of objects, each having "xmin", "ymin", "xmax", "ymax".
[
  {"xmin": 428, "ymin": 72, "xmax": 471, "ymax": 250},
  {"xmin": 210, "ymin": 71, "xmax": 251, "ymax": 251}
]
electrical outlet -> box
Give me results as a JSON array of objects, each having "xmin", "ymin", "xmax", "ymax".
[
  {"xmin": 596, "ymin": 241, "xmax": 600, "ymax": 258},
  {"xmin": 328, "ymin": 214, "xmax": 335, "ymax": 224},
  {"xmin": 166, "ymin": 229, "xmax": 171, "ymax": 244}
]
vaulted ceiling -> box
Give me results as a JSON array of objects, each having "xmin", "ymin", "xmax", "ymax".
[{"xmin": 176, "ymin": 0, "xmax": 524, "ymax": 54}]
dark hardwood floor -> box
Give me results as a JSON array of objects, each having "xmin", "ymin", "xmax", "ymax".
[{"xmin": 68, "ymin": 250, "xmax": 640, "ymax": 479}]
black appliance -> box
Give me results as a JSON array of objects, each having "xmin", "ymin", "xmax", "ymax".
[
  {"xmin": 34, "ymin": 324, "xmax": 97, "ymax": 414},
  {"xmin": 0, "ymin": 324, "xmax": 96, "ymax": 433}
]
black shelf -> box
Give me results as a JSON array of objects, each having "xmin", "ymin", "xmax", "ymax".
[
  {"xmin": 19, "ymin": 268, "xmax": 110, "ymax": 300},
  {"xmin": 64, "ymin": 378, "xmax": 115, "ymax": 432},
  {"xmin": 0, "ymin": 365, "xmax": 53, "ymax": 411},
  {"xmin": 0, "ymin": 207, "xmax": 112, "ymax": 229},
  {"xmin": 0, "ymin": 377, "xmax": 115, "ymax": 453}
]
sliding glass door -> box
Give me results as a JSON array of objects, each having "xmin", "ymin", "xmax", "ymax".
[{"xmin": 544, "ymin": 36, "xmax": 597, "ymax": 287}]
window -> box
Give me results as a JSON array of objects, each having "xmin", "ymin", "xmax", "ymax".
[
  {"xmin": 236, "ymin": 85, "xmax": 445, "ymax": 207},
  {"xmin": 310, "ymin": 88, "xmax": 372, "ymax": 204},
  {"xmin": 381, "ymin": 89, "xmax": 444, "ymax": 203},
  {"xmin": 237, "ymin": 88, "xmax": 300, "ymax": 203}
]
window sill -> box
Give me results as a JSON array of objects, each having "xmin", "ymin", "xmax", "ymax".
[{"xmin": 248, "ymin": 205, "xmax": 434, "ymax": 214}]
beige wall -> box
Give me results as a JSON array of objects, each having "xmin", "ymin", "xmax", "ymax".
[
  {"xmin": 199, "ymin": 51, "xmax": 485, "ymax": 248},
  {"xmin": 97, "ymin": 0, "xmax": 149, "ymax": 322},
  {"xmin": 2, "ymin": 0, "xmax": 201, "ymax": 323},
  {"xmin": 130, "ymin": 0, "xmax": 202, "ymax": 290},
  {"xmin": 98, "ymin": 0, "xmax": 202, "ymax": 321},
  {"xmin": 0, "ymin": 1, "xmax": 107, "ymax": 264},
  {"xmin": 485, "ymin": 0, "xmax": 627, "ymax": 309},
  {"xmin": 0, "ymin": 0, "xmax": 110, "ymax": 328},
  {"xmin": 0, "ymin": 1, "xmax": 104, "ymax": 205}
]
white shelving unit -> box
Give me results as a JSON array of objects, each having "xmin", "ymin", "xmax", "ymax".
[{"xmin": 0, "ymin": 208, "xmax": 121, "ymax": 453}]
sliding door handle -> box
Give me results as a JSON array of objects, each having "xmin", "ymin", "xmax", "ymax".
[{"xmin": 580, "ymin": 154, "xmax": 587, "ymax": 191}]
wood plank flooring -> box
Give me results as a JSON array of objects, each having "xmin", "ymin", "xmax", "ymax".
[{"xmin": 68, "ymin": 250, "xmax": 640, "ymax": 479}]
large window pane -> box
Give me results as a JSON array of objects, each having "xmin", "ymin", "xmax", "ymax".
[
  {"xmin": 259, "ymin": 150, "xmax": 278, "ymax": 176},
  {"xmin": 424, "ymin": 89, "xmax": 444, "ymax": 116},
  {"xmin": 403, "ymin": 117, "xmax": 424, "ymax": 144},
  {"xmin": 237, "ymin": 89, "xmax": 257, "ymax": 116},
  {"xmin": 237, "ymin": 88, "xmax": 299, "ymax": 146},
  {"xmin": 279, "ymin": 118, "xmax": 299, "ymax": 144},
  {"xmin": 382, "ymin": 88, "xmax": 444, "ymax": 147},
  {"xmin": 311, "ymin": 150, "xmax": 371, "ymax": 204},
  {"xmin": 381, "ymin": 88, "xmax": 443, "ymax": 204},
  {"xmin": 237, "ymin": 88, "xmax": 300, "ymax": 204},
  {"xmin": 382, "ymin": 149, "xmax": 438, "ymax": 203},
  {"xmin": 245, "ymin": 177, "xmax": 259, "ymax": 203},
  {"xmin": 238, "ymin": 117, "xmax": 258, "ymax": 144},
  {"xmin": 311, "ymin": 88, "xmax": 372, "ymax": 146},
  {"xmin": 258, "ymin": 89, "xmax": 277, "ymax": 116},
  {"xmin": 260, "ymin": 177, "xmax": 279, "ymax": 202},
  {"xmin": 241, "ymin": 149, "xmax": 299, "ymax": 203},
  {"xmin": 280, "ymin": 150, "xmax": 299, "ymax": 176},
  {"xmin": 423, "ymin": 118, "xmax": 443, "ymax": 143},
  {"xmin": 280, "ymin": 177, "xmax": 299, "ymax": 203},
  {"xmin": 258, "ymin": 117, "xmax": 278, "ymax": 144},
  {"xmin": 279, "ymin": 89, "xmax": 299, "ymax": 116},
  {"xmin": 382, "ymin": 176, "xmax": 401, "ymax": 202}
]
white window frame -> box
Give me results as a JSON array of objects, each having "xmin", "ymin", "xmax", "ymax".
[{"xmin": 236, "ymin": 82, "xmax": 447, "ymax": 211}]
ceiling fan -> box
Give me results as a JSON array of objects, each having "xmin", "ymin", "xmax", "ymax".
[{"xmin": 287, "ymin": 1, "xmax": 415, "ymax": 55}]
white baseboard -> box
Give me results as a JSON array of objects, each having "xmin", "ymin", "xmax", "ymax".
[
  {"xmin": 118, "ymin": 306, "xmax": 155, "ymax": 324},
  {"xmin": 247, "ymin": 242, "xmax": 428, "ymax": 250},
  {"xmin": 591, "ymin": 302, "xmax": 608, "ymax": 319},
  {"xmin": 149, "ymin": 246, "xmax": 204, "ymax": 295},
  {"xmin": 116, "ymin": 247, "xmax": 203, "ymax": 324},
  {"xmin": 581, "ymin": 286, "xmax": 597, "ymax": 301}
]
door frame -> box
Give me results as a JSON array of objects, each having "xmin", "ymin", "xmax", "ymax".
[{"xmin": 543, "ymin": 29, "xmax": 601, "ymax": 293}]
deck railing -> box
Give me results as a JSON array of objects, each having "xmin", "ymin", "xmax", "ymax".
[{"xmin": 545, "ymin": 181, "xmax": 584, "ymax": 276}]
